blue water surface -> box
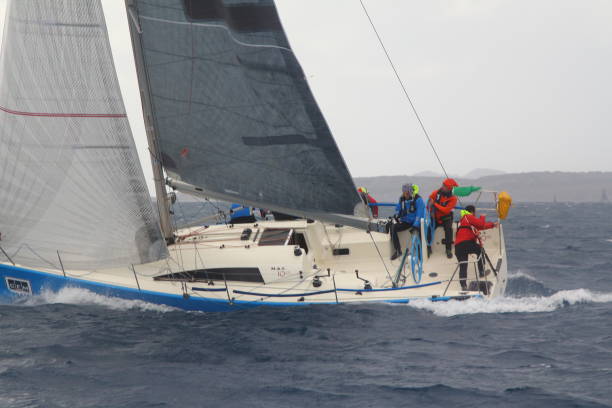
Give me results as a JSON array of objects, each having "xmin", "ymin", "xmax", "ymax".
[{"xmin": 0, "ymin": 203, "xmax": 611, "ymax": 407}]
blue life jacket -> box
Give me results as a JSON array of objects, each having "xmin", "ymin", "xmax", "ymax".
[{"xmin": 394, "ymin": 195, "xmax": 425, "ymax": 227}]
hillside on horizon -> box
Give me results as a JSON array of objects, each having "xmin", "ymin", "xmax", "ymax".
[{"xmin": 354, "ymin": 171, "xmax": 612, "ymax": 203}]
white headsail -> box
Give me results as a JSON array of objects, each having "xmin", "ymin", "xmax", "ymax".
[{"xmin": 0, "ymin": 0, "xmax": 167, "ymax": 270}]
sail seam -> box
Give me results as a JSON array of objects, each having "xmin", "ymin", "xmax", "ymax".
[{"xmin": 0, "ymin": 105, "xmax": 127, "ymax": 118}]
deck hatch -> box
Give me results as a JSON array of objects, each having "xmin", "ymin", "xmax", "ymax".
[{"xmin": 258, "ymin": 228, "xmax": 292, "ymax": 246}]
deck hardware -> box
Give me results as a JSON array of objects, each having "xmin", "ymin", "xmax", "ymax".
[
  {"xmin": 294, "ymin": 248, "xmax": 302, "ymax": 256},
  {"xmin": 0, "ymin": 245, "xmax": 15, "ymax": 266},
  {"xmin": 299, "ymin": 271, "xmax": 303, "ymax": 279},
  {"xmin": 443, "ymin": 264, "xmax": 461, "ymax": 296},
  {"xmin": 57, "ymin": 251, "xmax": 66, "ymax": 277},
  {"xmin": 245, "ymin": 245, "xmax": 250, "ymax": 249},
  {"xmin": 131, "ymin": 264, "xmax": 140, "ymax": 291},
  {"xmin": 428, "ymin": 272, "xmax": 438, "ymax": 278},
  {"xmin": 207, "ymin": 280, "xmax": 214, "ymax": 286},
  {"xmin": 355, "ymin": 291, "xmax": 362, "ymax": 295},
  {"xmin": 220, "ymin": 244, "xmax": 225, "ymax": 249},
  {"xmin": 223, "ymin": 274, "xmax": 232, "ymax": 304},
  {"xmin": 355, "ymin": 270, "xmax": 372, "ymax": 291},
  {"xmin": 298, "ymin": 297, "xmax": 305, "ymax": 302},
  {"xmin": 240, "ymin": 228, "xmax": 252, "ymax": 240},
  {"xmin": 180, "ymin": 281, "xmax": 190, "ymax": 299},
  {"xmin": 332, "ymin": 274, "xmax": 339, "ymax": 304},
  {"xmin": 312, "ymin": 276, "xmax": 322, "ymax": 288}
]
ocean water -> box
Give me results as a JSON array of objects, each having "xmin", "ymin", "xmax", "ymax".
[{"xmin": 1, "ymin": 203, "xmax": 611, "ymax": 407}]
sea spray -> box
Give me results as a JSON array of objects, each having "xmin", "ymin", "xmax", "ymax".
[
  {"xmin": 19, "ymin": 287, "xmax": 176, "ymax": 313},
  {"xmin": 408, "ymin": 288, "xmax": 612, "ymax": 317}
]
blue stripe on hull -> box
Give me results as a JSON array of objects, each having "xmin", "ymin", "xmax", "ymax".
[
  {"xmin": 0, "ymin": 264, "xmax": 246, "ymax": 312},
  {"xmin": 0, "ymin": 264, "xmax": 478, "ymax": 311}
]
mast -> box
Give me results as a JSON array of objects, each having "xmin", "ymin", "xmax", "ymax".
[{"xmin": 124, "ymin": 0, "xmax": 174, "ymax": 242}]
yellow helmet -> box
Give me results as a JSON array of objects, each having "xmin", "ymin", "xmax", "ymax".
[{"xmin": 358, "ymin": 186, "xmax": 368, "ymax": 194}]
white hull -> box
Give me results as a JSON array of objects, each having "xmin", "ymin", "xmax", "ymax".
[{"xmin": 1, "ymin": 219, "xmax": 507, "ymax": 310}]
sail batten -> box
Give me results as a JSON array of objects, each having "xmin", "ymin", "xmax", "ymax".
[
  {"xmin": 128, "ymin": 0, "xmax": 366, "ymax": 223},
  {"xmin": 0, "ymin": 0, "xmax": 168, "ymax": 270}
]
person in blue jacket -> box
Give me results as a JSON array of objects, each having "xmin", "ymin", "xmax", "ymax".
[{"xmin": 390, "ymin": 183, "xmax": 425, "ymax": 260}]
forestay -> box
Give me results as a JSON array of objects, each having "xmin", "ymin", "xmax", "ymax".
[
  {"xmin": 0, "ymin": 0, "xmax": 167, "ymax": 270},
  {"xmin": 127, "ymin": 0, "xmax": 368, "ymax": 227}
]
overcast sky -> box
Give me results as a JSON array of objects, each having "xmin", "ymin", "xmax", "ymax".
[{"xmin": 1, "ymin": 1, "xmax": 611, "ymax": 192}]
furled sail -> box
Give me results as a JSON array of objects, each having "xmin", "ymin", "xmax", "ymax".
[
  {"xmin": 126, "ymin": 0, "xmax": 369, "ymax": 228},
  {"xmin": 0, "ymin": 0, "xmax": 167, "ymax": 270}
]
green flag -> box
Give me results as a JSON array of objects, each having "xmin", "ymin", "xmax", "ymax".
[{"xmin": 453, "ymin": 186, "xmax": 482, "ymax": 197}]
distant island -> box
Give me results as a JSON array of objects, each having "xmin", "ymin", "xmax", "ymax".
[
  {"xmin": 170, "ymin": 170, "xmax": 612, "ymax": 204},
  {"xmin": 354, "ymin": 171, "xmax": 612, "ymax": 203}
]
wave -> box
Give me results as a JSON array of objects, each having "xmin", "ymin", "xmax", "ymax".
[
  {"xmin": 508, "ymin": 270, "xmax": 540, "ymax": 281},
  {"xmin": 18, "ymin": 287, "xmax": 176, "ymax": 313},
  {"xmin": 408, "ymin": 288, "xmax": 612, "ymax": 317},
  {"xmin": 506, "ymin": 270, "xmax": 555, "ymax": 297}
]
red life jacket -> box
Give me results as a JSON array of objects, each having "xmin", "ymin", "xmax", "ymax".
[
  {"xmin": 429, "ymin": 189, "xmax": 457, "ymax": 222},
  {"xmin": 455, "ymin": 213, "xmax": 495, "ymax": 246}
]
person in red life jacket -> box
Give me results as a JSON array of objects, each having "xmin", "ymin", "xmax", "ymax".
[
  {"xmin": 455, "ymin": 205, "xmax": 497, "ymax": 291},
  {"xmin": 427, "ymin": 178, "xmax": 459, "ymax": 258},
  {"xmin": 357, "ymin": 186, "xmax": 378, "ymax": 218}
]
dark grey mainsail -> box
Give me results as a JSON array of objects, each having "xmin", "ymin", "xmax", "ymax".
[
  {"xmin": 126, "ymin": 0, "xmax": 369, "ymax": 227},
  {"xmin": 0, "ymin": 0, "xmax": 167, "ymax": 270}
]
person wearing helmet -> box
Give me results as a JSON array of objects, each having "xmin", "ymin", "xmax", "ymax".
[
  {"xmin": 455, "ymin": 205, "xmax": 497, "ymax": 290},
  {"xmin": 357, "ymin": 186, "xmax": 378, "ymax": 218},
  {"xmin": 427, "ymin": 178, "xmax": 459, "ymax": 258},
  {"xmin": 389, "ymin": 183, "xmax": 424, "ymax": 260}
]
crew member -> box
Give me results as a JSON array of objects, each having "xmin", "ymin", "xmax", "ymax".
[
  {"xmin": 455, "ymin": 205, "xmax": 497, "ymax": 290},
  {"xmin": 390, "ymin": 183, "xmax": 424, "ymax": 260},
  {"xmin": 357, "ymin": 186, "xmax": 378, "ymax": 218},
  {"xmin": 428, "ymin": 178, "xmax": 459, "ymax": 258}
]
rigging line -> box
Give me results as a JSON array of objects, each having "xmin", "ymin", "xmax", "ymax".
[
  {"xmin": 358, "ymin": 0, "xmax": 449, "ymax": 179},
  {"xmin": 367, "ymin": 231, "xmax": 394, "ymax": 286}
]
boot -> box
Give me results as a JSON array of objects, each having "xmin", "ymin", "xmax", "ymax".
[
  {"xmin": 446, "ymin": 248, "xmax": 453, "ymax": 259},
  {"xmin": 391, "ymin": 250, "xmax": 401, "ymax": 261}
]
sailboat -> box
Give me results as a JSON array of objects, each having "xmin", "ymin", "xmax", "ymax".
[{"xmin": 0, "ymin": 0, "xmax": 509, "ymax": 311}]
